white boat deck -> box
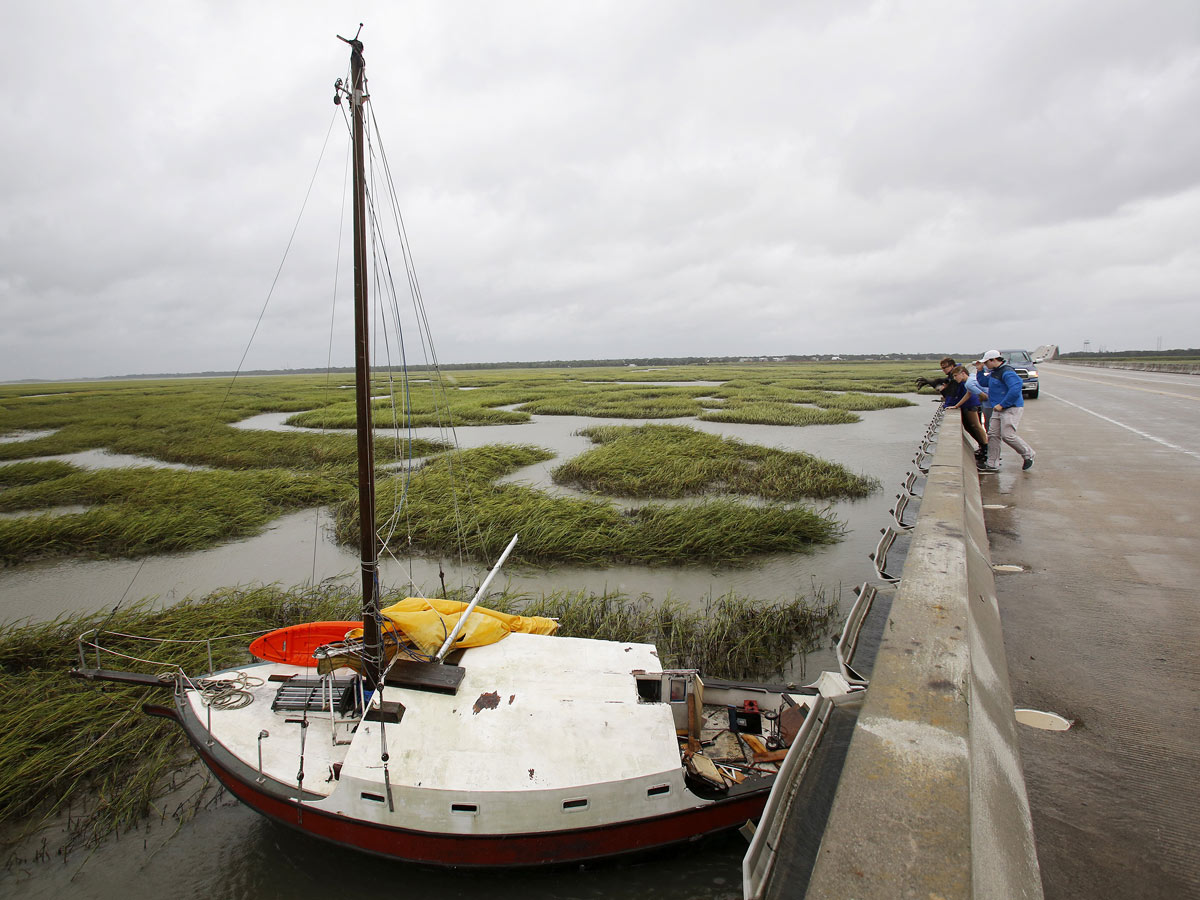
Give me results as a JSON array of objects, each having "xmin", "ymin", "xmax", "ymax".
[
  {"xmin": 185, "ymin": 632, "xmax": 679, "ymax": 798},
  {"xmin": 345, "ymin": 633, "xmax": 678, "ymax": 792}
]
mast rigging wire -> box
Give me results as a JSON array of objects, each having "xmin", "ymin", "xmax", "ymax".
[
  {"xmin": 360, "ymin": 99, "xmax": 496, "ymax": 579},
  {"xmin": 93, "ymin": 107, "xmax": 341, "ymax": 636}
]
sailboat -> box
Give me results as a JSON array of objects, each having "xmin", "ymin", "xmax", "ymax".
[{"xmin": 71, "ymin": 31, "xmax": 855, "ymax": 867}]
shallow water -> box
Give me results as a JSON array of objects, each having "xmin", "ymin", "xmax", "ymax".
[
  {"xmin": 0, "ymin": 400, "xmax": 932, "ymax": 899},
  {"xmin": 0, "ymin": 430, "xmax": 57, "ymax": 444},
  {"xmin": 0, "ymin": 505, "xmax": 91, "ymax": 522},
  {"xmin": 0, "ymin": 400, "xmax": 930, "ymax": 635},
  {"xmin": 3, "ymin": 788, "xmax": 754, "ymax": 900},
  {"xmin": 0, "ymin": 449, "xmax": 198, "ymax": 471}
]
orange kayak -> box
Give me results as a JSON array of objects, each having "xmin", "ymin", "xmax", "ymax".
[{"xmin": 248, "ymin": 621, "xmax": 363, "ymax": 665}]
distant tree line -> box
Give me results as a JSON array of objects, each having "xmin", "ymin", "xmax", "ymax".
[
  {"xmin": 91, "ymin": 352, "xmax": 957, "ymax": 380},
  {"xmin": 1059, "ymin": 348, "xmax": 1199, "ymax": 359}
]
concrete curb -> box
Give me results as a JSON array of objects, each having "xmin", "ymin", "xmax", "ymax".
[
  {"xmin": 1058, "ymin": 361, "xmax": 1200, "ymax": 375},
  {"xmin": 800, "ymin": 414, "xmax": 1043, "ymax": 900}
]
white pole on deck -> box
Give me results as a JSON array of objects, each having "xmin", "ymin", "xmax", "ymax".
[{"xmin": 434, "ymin": 533, "xmax": 520, "ymax": 662}]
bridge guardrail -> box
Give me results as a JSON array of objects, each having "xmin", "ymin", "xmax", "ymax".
[{"xmin": 748, "ymin": 412, "xmax": 1044, "ymax": 900}]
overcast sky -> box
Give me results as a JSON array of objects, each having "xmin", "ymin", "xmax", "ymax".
[{"xmin": 2, "ymin": 1, "xmax": 1197, "ymax": 381}]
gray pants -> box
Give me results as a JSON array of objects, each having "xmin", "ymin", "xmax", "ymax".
[{"xmin": 987, "ymin": 407, "xmax": 1034, "ymax": 467}]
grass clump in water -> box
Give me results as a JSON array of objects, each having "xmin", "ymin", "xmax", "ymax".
[
  {"xmin": 698, "ymin": 402, "xmax": 860, "ymax": 427},
  {"xmin": 0, "ymin": 460, "xmax": 78, "ymax": 487},
  {"xmin": 0, "ymin": 376, "xmax": 448, "ymax": 470},
  {"xmin": 286, "ymin": 385, "xmax": 534, "ymax": 428},
  {"xmin": 0, "ymin": 467, "xmax": 346, "ymax": 564},
  {"xmin": 812, "ymin": 392, "xmax": 915, "ymax": 412},
  {"xmin": 553, "ymin": 424, "xmax": 878, "ymax": 500},
  {"xmin": 517, "ymin": 384, "xmax": 709, "ymax": 419},
  {"xmin": 337, "ymin": 444, "xmax": 844, "ymax": 566}
]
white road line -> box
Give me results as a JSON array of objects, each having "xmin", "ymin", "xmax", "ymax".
[
  {"xmin": 1042, "ymin": 366, "xmax": 1200, "ymax": 390},
  {"xmin": 1045, "ymin": 369, "xmax": 1200, "ymax": 401},
  {"xmin": 1045, "ymin": 392, "xmax": 1200, "ymax": 461}
]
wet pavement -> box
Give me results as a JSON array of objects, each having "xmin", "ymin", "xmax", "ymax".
[{"xmin": 981, "ymin": 363, "xmax": 1200, "ymax": 900}]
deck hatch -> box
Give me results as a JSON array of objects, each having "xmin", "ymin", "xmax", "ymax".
[
  {"xmin": 383, "ymin": 660, "xmax": 465, "ymax": 694},
  {"xmin": 271, "ymin": 677, "xmax": 356, "ymax": 713}
]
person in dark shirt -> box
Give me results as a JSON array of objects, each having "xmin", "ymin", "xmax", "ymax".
[
  {"xmin": 946, "ymin": 364, "xmax": 988, "ymax": 457},
  {"xmin": 916, "ymin": 357, "xmax": 958, "ymax": 397}
]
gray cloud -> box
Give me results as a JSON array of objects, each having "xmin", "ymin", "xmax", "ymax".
[{"xmin": 2, "ymin": 0, "xmax": 1197, "ymax": 381}]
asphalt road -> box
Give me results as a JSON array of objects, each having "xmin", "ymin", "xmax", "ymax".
[{"xmin": 981, "ymin": 362, "xmax": 1200, "ymax": 900}]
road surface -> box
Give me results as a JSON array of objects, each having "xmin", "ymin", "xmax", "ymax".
[{"xmin": 982, "ymin": 362, "xmax": 1200, "ymax": 900}]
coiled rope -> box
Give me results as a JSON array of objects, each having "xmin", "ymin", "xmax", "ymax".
[{"xmin": 193, "ymin": 672, "xmax": 264, "ymax": 710}]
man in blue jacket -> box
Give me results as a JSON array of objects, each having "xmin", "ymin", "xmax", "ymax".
[{"xmin": 976, "ymin": 350, "xmax": 1035, "ymax": 473}]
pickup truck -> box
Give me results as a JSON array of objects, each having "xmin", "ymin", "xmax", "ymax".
[{"xmin": 1000, "ymin": 349, "xmax": 1039, "ymax": 399}]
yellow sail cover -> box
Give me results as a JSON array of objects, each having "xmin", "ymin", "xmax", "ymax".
[{"xmin": 378, "ymin": 597, "xmax": 558, "ymax": 656}]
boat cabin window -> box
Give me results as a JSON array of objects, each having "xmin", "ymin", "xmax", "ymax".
[
  {"xmin": 635, "ymin": 676, "xmax": 662, "ymax": 702},
  {"xmin": 670, "ymin": 678, "xmax": 687, "ymax": 703}
]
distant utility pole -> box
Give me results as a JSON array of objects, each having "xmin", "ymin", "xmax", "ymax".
[
  {"xmin": 1083, "ymin": 340, "xmax": 1091, "ymax": 353},
  {"xmin": 1157, "ymin": 336, "xmax": 1163, "ymax": 352}
]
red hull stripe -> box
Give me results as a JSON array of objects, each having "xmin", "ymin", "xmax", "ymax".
[{"xmin": 193, "ymin": 740, "xmax": 767, "ymax": 867}]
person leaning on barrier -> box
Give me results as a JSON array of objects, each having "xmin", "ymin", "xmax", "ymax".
[
  {"xmin": 974, "ymin": 356, "xmax": 1001, "ymax": 465},
  {"xmin": 965, "ymin": 361, "xmax": 989, "ymax": 462},
  {"xmin": 938, "ymin": 356, "xmax": 957, "ymax": 389},
  {"xmin": 976, "ymin": 350, "xmax": 1036, "ymax": 473},
  {"xmin": 973, "ymin": 357, "xmax": 995, "ymax": 431},
  {"xmin": 915, "ymin": 357, "xmax": 957, "ymax": 397},
  {"xmin": 947, "ymin": 365, "xmax": 988, "ymax": 458}
]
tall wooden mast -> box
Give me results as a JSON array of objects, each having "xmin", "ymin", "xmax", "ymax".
[{"xmin": 340, "ymin": 29, "xmax": 381, "ymax": 687}]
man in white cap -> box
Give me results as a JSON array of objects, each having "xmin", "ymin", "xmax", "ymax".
[{"xmin": 976, "ymin": 350, "xmax": 1035, "ymax": 473}]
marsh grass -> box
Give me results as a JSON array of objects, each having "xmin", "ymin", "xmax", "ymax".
[
  {"xmin": 286, "ymin": 386, "xmax": 534, "ymax": 428},
  {"xmin": 0, "ymin": 361, "xmax": 923, "ymax": 566},
  {"xmin": 698, "ymin": 402, "xmax": 860, "ymax": 427},
  {"xmin": 553, "ymin": 424, "xmax": 878, "ymax": 500},
  {"xmin": 337, "ymin": 443, "xmax": 844, "ymax": 565},
  {"xmin": 0, "ymin": 376, "xmax": 449, "ymax": 564},
  {"xmin": 517, "ymin": 384, "xmax": 710, "ymax": 419},
  {"xmin": 0, "ymin": 460, "xmax": 78, "ymax": 487},
  {"xmin": 0, "ymin": 467, "xmax": 345, "ymax": 564},
  {"xmin": 814, "ymin": 393, "xmax": 915, "ymax": 411},
  {"xmin": 0, "ymin": 376, "xmax": 447, "ymax": 469},
  {"xmin": 260, "ymin": 363, "xmax": 921, "ymax": 426},
  {"xmin": 0, "ymin": 582, "xmax": 837, "ymax": 851},
  {"xmin": 505, "ymin": 589, "xmax": 840, "ymax": 680},
  {"xmin": 0, "ymin": 585, "xmax": 362, "ymax": 853}
]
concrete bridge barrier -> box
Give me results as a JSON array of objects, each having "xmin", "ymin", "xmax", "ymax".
[
  {"xmin": 1058, "ymin": 360, "xmax": 1200, "ymax": 375},
  {"xmin": 755, "ymin": 413, "xmax": 1044, "ymax": 899}
]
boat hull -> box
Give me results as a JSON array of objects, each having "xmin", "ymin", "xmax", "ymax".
[{"xmin": 151, "ymin": 700, "xmax": 772, "ymax": 867}]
